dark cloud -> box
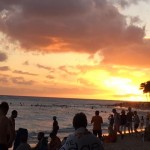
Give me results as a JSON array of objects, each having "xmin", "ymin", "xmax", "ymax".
[
  {"xmin": 46, "ymin": 75, "xmax": 55, "ymax": 79},
  {"xmin": 0, "ymin": 52, "xmax": 7, "ymax": 62},
  {"xmin": 0, "ymin": 76, "xmax": 9, "ymax": 83},
  {"xmin": 0, "ymin": 66, "xmax": 10, "ymax": 71},
  {"xmin": 11, "ymin": 77, "xmax": 34, "ymax": 85},
  {"xmin": 0, "ymin": 0, "xmax": 149, "ymax": 66},
  {"xmin": 110, "ymin": 0, "xmax": 148, "ymax": 8},
  {"xmin": 23, "ymin": 61, "xmax": 29, "ymax": 65},
  {"xmin": 13, "ymin": 70, "xmax": 37, "ymax": 76},
  {"xmin": 36, "ymin": 64, "xmax": 54, "ymax": 71},
  {"xmin": 59, "ymin": 66, "xmax": 78, "ymax": 75}
]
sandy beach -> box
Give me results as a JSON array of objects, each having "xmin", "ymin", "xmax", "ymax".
[{"xmin": 104, "ymin": 134, "xmax": 150, "ymax": 150}]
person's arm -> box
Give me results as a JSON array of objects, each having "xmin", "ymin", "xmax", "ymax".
[
  {"xmin": 7, "ymin": 119, "xmax": 14, "ymax": 148},
  {"xmin": 91, "ymin": 117, "xmax": 94, "ymax": 124}
]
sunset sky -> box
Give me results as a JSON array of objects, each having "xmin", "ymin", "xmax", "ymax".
[{"xmin": 0, "ymin": 0, "xmax": 150, "ymax": 101}]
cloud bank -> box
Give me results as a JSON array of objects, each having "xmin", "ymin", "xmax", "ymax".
[{"xmin": 0, "ymin": 0, "xmax": 149, "ymax": 66}]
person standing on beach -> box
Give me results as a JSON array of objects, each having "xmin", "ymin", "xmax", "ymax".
[
  {"xmin": 91, "ymin": 110, "xmax": 103, "ymax": 138},
  {"xmin": 9, "ymin": 110, "xmax": 18, "ymax": 146},
  {"xmin": 120, "ymin": 110, "xmax": 127, "ymax": 135},
  {"xmin": 140, "ymin": 116, "xmax": 144, "ymax": 131},
  {"xmin": 112, "ymin": 109, "xmax": 123, "ymax": 139},
  {"xmin": 0, "ymin": 102, "xmax": 13, "ymax": 150},
  {"xmin": 59, "ymin": 112, "xmax": 104, "ymax": 150},
  {"xmin": 133, "ymin": 111, "xmax": 140, "ymax": 136},
  {"xmin": 126, "ymin": 107, "xmax": 134, "ymax": 135},
  {"xmin": 108, "ymin": 114, "xmax": 114, "ymax": 128},
  {"xmin": 52, "ymin": 116, "xmax": 59, "ymax": 135}
]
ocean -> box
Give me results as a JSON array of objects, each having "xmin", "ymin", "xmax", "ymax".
[{"xmin": 0, "ymin": 95, "xmax": 148, "ymax": 144}]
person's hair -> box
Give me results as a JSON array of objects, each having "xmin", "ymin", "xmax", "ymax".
[
  {"xmin": 50, "ymin": 132, "xmax": 56, "ymax": 138},
  {"xmin": 53, "ymin": 116, "xmax": 56, "ymax": 120},
  {"xmin": 121, "ymin": 110, "xmax": 125, "ymax": 115},
  {"xmin": 95, "ymin": 110, "xmax": 99, "ymax": 115},
  {"xmin": 128, "ymin": 107, "xmax": 131, "ymax": 111},
  {"xmin": 73, "ymin": 112, "xmax": 87, "ymax": 130},
  {"xmin": 12, "ymin": 110, "xmax": 18, "ymax": 115},
  {"xmin": 134, "ymin": 111, "xmax": 137, "ymax": 115},
  {"xmin": 0, "ymin": 102, "xmax": 9, "ymax": 115},
  {"xmin": 112, "ymin": 108, "xmax": 116, "ymax": 113},
  {"xmin": 38, "ymin": 132, "xmax": 44, "ymax": 140},
  {"xmin": 19, "ymin": 128, "xmax": 28, "ymax": 143}
]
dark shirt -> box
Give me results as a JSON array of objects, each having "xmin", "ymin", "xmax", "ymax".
[
  {"xmin": 126, "ymin": 112, "xmax": 133, "ymax": 122},
  {"xmin": 120, "ymin": 114, "xmax": 127, "ymax": 125}
]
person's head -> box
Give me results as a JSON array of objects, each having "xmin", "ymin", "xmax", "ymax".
[
  {"xmin": 128, "ymin": 107, "xmax": 132, "ymax": 112},
  {"xmin": 19, "ymin": 129, "xmax": 28, "ymax": 143},
  {"xmin": 134, "ymin": 111, "xmax": 137, "ymax": 115},
  {"xmin": 121, "ymin": 110, "xmax": 125, "ymax": 115},
  {"xmin": 38, "ymin": 132, "xmax": 44, "ymax": 141},
  {"xmin": 95, "ymin": 110, "xmax": 99, "ymax": 116},
  {"xmin": 11, "ymin": 110, "xmax": 18, "ymax": 118},
  {"xmin": 0, "ymin": 102, "xmax": 9, "ymax": 115},
  {"xmin": 112, "ymin": 108, "xmax": 116, "ymax": 114},
  {"xmin": 73, "ymin": 112, "xmax": 87, "ymax": 130},
  {"xmin": 53, "ymin": 116, "xmax": 56, "ymax": 120},
  {"xmin": 49, "ymin": 132, "xmax": 56, "ymax": 139}
]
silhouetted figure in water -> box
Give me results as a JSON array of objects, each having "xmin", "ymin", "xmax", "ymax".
[{"xmin": 52, "ymin": 116, "xmax": 59, "ymax": 135}]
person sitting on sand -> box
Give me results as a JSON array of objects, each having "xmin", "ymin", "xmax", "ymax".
[
  {"xmin": 60, "ymin": 112, "xmax": 104, "ymax": 150},
  {"xmin": 91, "ymin": 110, "xmax": 103, "ymax": 138},
  {"xmin": 48, "ymin": 132, "xmax": 61, "ymax": 150},
  {"xmin": 103, "ymin": 125, "xmax": 117, "ymax": 143},
  {"xmin": 52, "ymin": 116, "xmax": 59, "ymax": 135},
  {"xmin": 33, "ymin": 132, "xmax": 48, "ymax": 150},
  {"xmin": 0, "ymin": 102, "xmax": 13, "ymax": 150},
  {"xmin": 16, "ymin": 129, "xmax": 31, "ymax": 150}
]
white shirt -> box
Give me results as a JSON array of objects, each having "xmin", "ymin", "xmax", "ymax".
[{"xmin": 59, "ymin": 127, "xmax": 104, "ymax": 150}]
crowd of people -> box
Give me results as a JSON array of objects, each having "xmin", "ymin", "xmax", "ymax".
[{"xmin": 0, "ymin": 101, "xmax": 150, "ymax": 150}]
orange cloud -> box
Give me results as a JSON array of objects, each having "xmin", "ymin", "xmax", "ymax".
[{"xmin": 0, "ymin": 0, "xmax": 149, "ymax": 68}]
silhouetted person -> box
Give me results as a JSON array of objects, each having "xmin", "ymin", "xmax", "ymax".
[
  {"xmin": 33, "ymin": 132, "xmax": 48, "ymax": 150},
  {"xmin": 52, "ymin": 116, "xmax": 59, "ymax": 135},
  {"xmin": 91, "ymin": 110, "xmax": 103, "ymax": 138},
  {"xmin": 112, "ymin": 109, "xmax": 123, "ymax": 139},
  {"xmin": 126, "ymin": 107, "xmax": 134, "ymax": 134},
  {"xmin": 140, "ymin": 116, "xmax": 144, "ymax": 131},
  {"xmin": 60, "ymin": 112, "xmax": 104, "ymax": 150},
  {"xmin": 133, "ymin": 111, "xmax": 140, "ymax": 136},
  {"xmin": 16, "ymin": 129, "xmax": 31, "ymax": 150},
  {"xmin": 120, "ymin": 110, "xmax": 127, "ymax": 135},
  {"xmin": 48, "ymin": 132, "xmax": 61, "ymax": 150},
  {"xmin": 0, "ymin": 102, "xmax": 13, "ymax": 150},
  {"xmin": 108, "ymin": 114, "xmax": 114, "ymax": 127},
  {"xmin": 13, "ymin": 128, "xmax": 29, "ymax": 150},
  {"xmin": 9, "ymin": 110, "xmax": 18, "ymax": 146}
]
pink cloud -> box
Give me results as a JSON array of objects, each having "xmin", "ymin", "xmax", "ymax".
[
  {"xmin": 0, "ymin": 52, "xmax": 7, "ymax": 62},
  {"xmin": 0, "ymin": 0, "xmax": 149, "ymax": 67}
]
